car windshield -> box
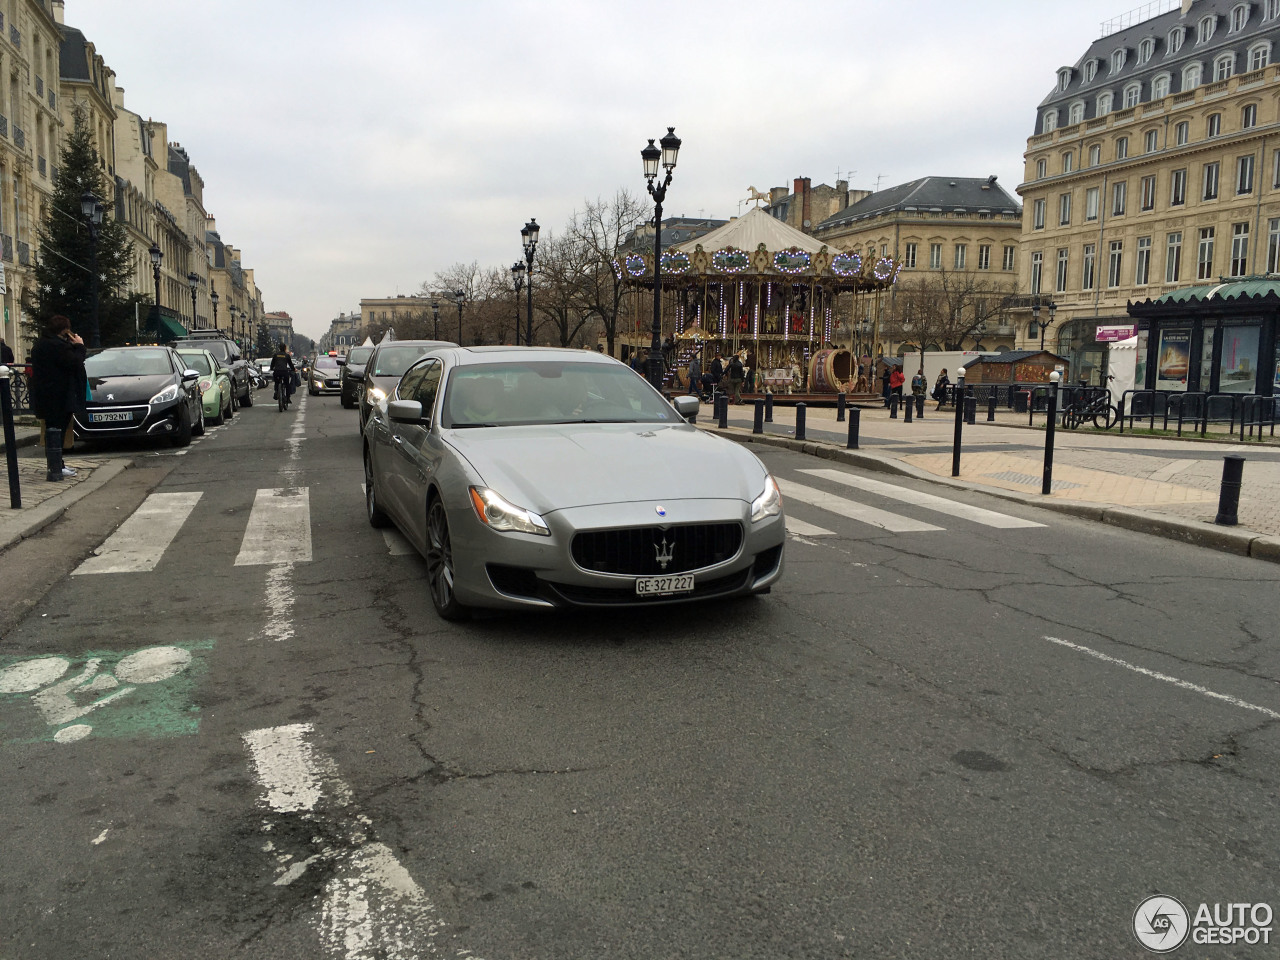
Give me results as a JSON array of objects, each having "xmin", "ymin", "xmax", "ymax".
[
  {"xmin": 197, "ymin": 341, "xmax": 230, "ymax": 361},
  {"xmin": 347, "ymin": 347, "xmax": 372, "ymax": 367},
  {"xmin": 85, "ymin": 349, "xmax": 172, "ymax": 377},
  {"xmin": 442, "ymin": 360, "xmax": 678, "ymax": 428},
  {"xmin": 314, "ymin": 357, "xmax": 340, "ymax": 371},
  {"xmin": 373, "ymin": 345, "xmax": 435, "ymax": 377},
  {"xmin": 177, "ymin": 352, "xmax": 213, "ymax": 375}
]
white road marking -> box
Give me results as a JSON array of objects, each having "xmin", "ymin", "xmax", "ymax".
[
  {"xmin": 73, "ymin": 492, "xmax": 203, "ymax": 574},
  {"xmin": 262, "ymin": 565, "xmax": 295, "ymax": 643},
  {"xmin": 1044, "ymin": 636, "xmax": 1280, "ymax": 720},
  {"xmin": 801, "ymin": 468, "xmax": 1046, "ymax": 529},
  {"xmin": 91, "ymin": 829, "xmax": 110, "ymax": 845},
  {"xmin": 776, "ymin": 478, "xmax": 943, "ymax": 533},
  {"xmin": 785, "ymin": 516, "xmax": 835, "ymax": 538},
  {"xmin": 235, "ymin": 488, "xmax": 312, "ymax": 566},
  {"xmin": 243, "ymin": 723, "xmax": 349, "ymax": 813},
  {"xmin": 382, "ymin": 529, "xmax": 415, "ymax": 556}
]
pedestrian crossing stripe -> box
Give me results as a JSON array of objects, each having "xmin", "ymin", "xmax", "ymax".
[
  {"xmin": 235, "ymin": 488, "xmax": 313, "ymax": 566},
  {"xmin": 777, "ymin": 478, "xmax": 944, "ymax": 533},
  {"xmin": 785, "ymin": 516, "xmax": 835, "ymax": 538},
  {"xmin": 73, "ymin": 492, "xmax": 203, "ymax": 575},
  {"xmin": 799, "ymin": 469, "xmax": 1046, "ymax": 529}
]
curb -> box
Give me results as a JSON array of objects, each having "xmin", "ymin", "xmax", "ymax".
[
  {"xmin": 0, "ymin": 432, "xmax": 41, "ymax": 455},
  {"xmin": 705, "ymin": 424, "xmax": 1279, "ymax": 564},
  {"xmin": 0, "ymin": 459, "xmax": 133, "ymax": 554}
]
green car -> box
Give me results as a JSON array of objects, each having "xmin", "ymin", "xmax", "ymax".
[{"xmin": 177, "ymin": 348, "xmax": 235, "ymax": 426}]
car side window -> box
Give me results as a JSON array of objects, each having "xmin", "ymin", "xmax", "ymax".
[
  {"xmin": 396, "ymin": 364, "xmax": 428, "ymax": 402},
  {"xmin": 413, "ymin": 360, "xmax": 443, "ymax": 416}
]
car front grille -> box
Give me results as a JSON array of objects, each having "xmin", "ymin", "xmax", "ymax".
[{"xmin": 571, "ymin": 522, "xmax": 743, "ymax": 576}]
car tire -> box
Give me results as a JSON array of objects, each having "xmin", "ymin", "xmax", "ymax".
[
  {"xmin": 341, "ymin": 392, "xmax": 355, "ymax": 409},
  {"xmin": 193, "ymin": 402, "xmax": 206, "ymax": 436},
  {"xmin": 426, "ymin": 496, "xmax": 469, "ymax": 621},
  {"xmin": 225, "ymin": 392, "xmax": 234, "ymax": 420},
  {"xmin": 208, "ymin": 399, "xmax": 224, "ymax": 427},
  {"xmin": 172, "ymin": 407, "xmax": 194, "ymax": 447},
  {"xmin": 241, "ymin": 383, "xmax": 253, "ymax": 407},
  {"xmin": 365, "ymin": 450, "xmax": 391, "ymax": 529}
]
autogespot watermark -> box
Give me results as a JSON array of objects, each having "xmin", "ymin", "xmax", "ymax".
[{"xmin": 1133, "ymin": 895, "xmax": 1274, "ymax": 953}]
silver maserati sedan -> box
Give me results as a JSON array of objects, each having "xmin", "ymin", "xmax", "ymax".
[{"xmin": 361, "ymin": 346, "xmax": 785, "ymax": 619}]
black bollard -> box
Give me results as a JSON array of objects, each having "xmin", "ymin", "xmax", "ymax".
[
  {"xmin": 889, "ymin": 394, "xmax": 898, "ymax": 419},
  {"xmin": 916, "ymin": 395, "xmax": 925, "ymax": 419},
  {"xmin": 753, "ymin": 398, "xmax": 764, "ymax": 435},
  {"xmin": 1042, "ymin": 382, "xmax": 1058, "ymax": 495},
  {"xmin": 1215, "ymin": 455, "xmax": 1245, "ymax": 525},
  {"xmin": 764, "ymin": 393, "xmax": 774, "ymax": 423},
  {"xmin": 847, "ymin": 407, "xmax": 860, "ymax": 449},
  {"xmin": 795, "ymin": 402, "xmax": 807, "ymax": 441},
  {"xmin": 904, "ymin": 394, "xmax": 913, "ymax": 423},
  {"xmin": 952, "ymin": 375, "xmax": 966, "ymax": 477},
  {"xmin": 965, "ymin": 394, "xmax": 977, "ymax": 425},
  {"xmin": 717, "ymin": 395, "xmax": 728, "ymax": 429},
  {"xmin": 987, "ymin": 394, "xmax": 997, "ymax": 422},
  {"xmin": 837, "ymin": 392, "xmax": 846, "ymax": 422},
  {"xmin": 0, "ymin": 366, "xmax": 20, "ymax": 509}
]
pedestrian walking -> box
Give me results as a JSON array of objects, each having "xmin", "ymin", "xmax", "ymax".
[
  {"xmin": 911, "ymin": 368, "xmax": 927, "ymax": 400},
  {"xmin": 889, "ymin": 366, "xmax": 905, "ymax": 400},
  {"xmin": 710, "ymin": 351, "xmax": 724, "ymax": 389},
  {"xmin": 29, "ymin": 315, "xmax": 86, "ymax": 482},
  {"xmin": 687, "ymin": 352, "xmax": 702, "ymax": 397},
  {"xmin": 881, "ymin": 365, "xmax": 891, "ymax": 406},
  {"xmin": 0, "ymin": 336, "xmax": 14, "ymax": 366},
  {"xmin": 726, "ymin": 352, "xmax": 745, "ymax": 404},
  {"xmin": 933, "ymin": 368, "xmax": 951, "ymax": 410}
]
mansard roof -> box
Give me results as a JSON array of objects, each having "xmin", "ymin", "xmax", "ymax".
[{"xmin": 816, "ymin": 176, "xmax": 1021, "ymax": 231}]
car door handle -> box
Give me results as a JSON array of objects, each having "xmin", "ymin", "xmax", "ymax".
[{"xmin": 392, "ymin": 435, "xmax": 403, "ymax": 444}]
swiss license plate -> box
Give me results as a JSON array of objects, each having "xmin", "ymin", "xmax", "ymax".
[
  {"xmin": 635, "ymin": 574, "xmax": 695, "ymax": 597},
  {"xmin": 89, "ymin": 411, "xmax": 132, "ymax": 423}
]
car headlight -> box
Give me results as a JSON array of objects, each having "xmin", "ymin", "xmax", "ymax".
[
  {"xmin": 367, "ymin": 386, "xmax": 386, "ymax": 403},
  {"xmin": 149, "ymin": 384, "xmax": 181, "ymax": 405},
  {"xmin": 468, "ymin": 486, "xmax": 551, "ymax": 536},
  {"xmin": 750, "ymin": 475, "xmax": 782, "ymax": 523},
  {"xmin": 199, "ymin": 379, "xmax": 213, "ymax": 393}
]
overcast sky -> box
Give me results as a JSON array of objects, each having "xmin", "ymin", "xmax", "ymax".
[{"xmin": 71, "ymin": 0, "xmax": 1156, "ymax": 340}]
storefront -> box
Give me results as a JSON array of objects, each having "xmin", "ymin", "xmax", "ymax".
[
  {"xmin": 1051, "ymin": 315, "xmax": 1131, "ymax": 386},
  {"xmin": 1128, "ymin": 280, "xmax": 1280, "ymax": 397}
]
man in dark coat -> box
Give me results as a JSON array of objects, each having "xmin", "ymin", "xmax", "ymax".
[
  {"xmin": 30, "ymin": 315, "xmax": 86, "ymax": 482},
  {"xmin": 0, "ymin": 337, "xmax": 14, "ymax": 365}
]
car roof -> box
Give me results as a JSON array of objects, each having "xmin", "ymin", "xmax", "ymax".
[
  {"xmin": 439, "ymin": 346, "xmax": 623, "ymax": 367},
  {"xmin": 371, "ymin": 339, "xmax": 456, "ymax": 350}
]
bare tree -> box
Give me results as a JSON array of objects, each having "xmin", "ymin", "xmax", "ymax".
[
  {"xmin": 536, "ymin": 231, "xmax": 592, "ymax": 347},
  {"xmin": 886, "ymin": 269, "xmax": 1018, "ymax": 368},
  {"xmin": 569, "ymin": 190, "xmax": 649, "ymax": 357}
]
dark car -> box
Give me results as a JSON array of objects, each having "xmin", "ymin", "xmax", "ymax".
[
  {"xmin": 339, "ymin": 345, "xmax": 373, "ymax": 408},
  {"xmin": 173, "ymin": 330, "xmax": 253, "ymax": 407},
  {"xmin": 74, "ymin": 346, "xmax": 204, "ymax": 447},
  {"xmin": 308, "ymin": 355, "xmax": 343, "ymax": 396},
  {"xmin": 353, "ymin": 339, "xmax": 455, "ymax": 431}
]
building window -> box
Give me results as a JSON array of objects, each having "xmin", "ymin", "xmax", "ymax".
[
  {"xmin": 1097, "ymin": 91, "xmax": 1114, "ymax": 115},
  {"xmin": 904, "ymin": 243, "xmax": 917, "ymax": 268},
  {"xmin": 1215, "ymin": 53, "xmax": 1235, "ymax": 81},
  {"xmin": 1268, "ymin": 218, "xmax": 1280, "ymax": 272},
  {"xmin": 1031, "ymin": 251, "xmax": 1043, "ymax": 294},
  {"xmin": 1059, "ymin": 192, "xmax": 1072, "ymax": 225},
  {"xmin": 1033, "ymin": 199, "xmax": 1046, "ymax": 230},
  {"xmin": 1082, "ymin": 243, "xmax": 1096, "ymax": 289},
  {"xmin": 1116, "ymin": 137, "xmax": 1128, "ymax": 159},
  {"xmin": 1084, "ymin": 60, "xmax": 1098, "ymax": 83},
  {"xmin": 1231, "ymin": 222, "xmax": 1250, "ymax": 276},
  {"xmin": 1086, "ymin": 186, "xmax": 1100, "ymax": 220},
  {"xmin": 1069, "ymin": 101, "xmax": 1085, "ymax": 125},
  {"xmin": 1198, "ymin": 16, "xmax": 1216, "ymax": 44},
  {"xmin": 1089, "ymin": 143, "xmax": 1102, "ymax": 166},
  {"xmin": 1063, "ymin": 151, "xmax": 1074, "ymax": 173},
  {"xmin": 1197, "ymin": 227, "xmax": 1215, "ymax": 279},
  {"xmin": 1270, "ymin": 0, "xmax": 1280, "ymax": 20},
  {"xmin": 930, "ymin": 243, "xmax": 943, "ymax": 268},
  {"xmin": 1056, "ymin": 248, "xmax": 1069, "ymax": 292},
  {"xmin": 1207, "ymin": 113, "xmax": 1222, "ymax": 138},
  {"xmin": 978, "ymin": 244, "xmax": 991, "ymax": 270},
  {"xmin": 1184, "ymin": 63, "xmax": 1203, "ymax": 89},
  {"xmin": 1112, "ymin": 180, "xmax": 1127, "ymax": 216},
  {"xmin": 1135, "ymin": 236, "xmax": 1152, "ymax": 285},
  {"xmin": 1152, "ymin": 73, "xmax": 1171, "ymax": 98},
  {"xmin": 1249, "ymin": 41, "xmax": 1271, "ymax": 71},
  {"xmin": 1139, "ymin": 38, "xmax": 1155, "ymax": 64},
  {"xmin": 1237, "ymin": 154, "xmax": 1255, "ymax": 194},
  {"xmin": 1059, "ymin": 68, "xmax": 1072, "ymax": 91},
  {"xmin": 954, "ymin": 244, "xmax": 967, "ymax": 269},
  {"xmin": 1124, "ymin": 83, "xmax": 1141, "ymax": 108},
  {"xmin": 1002, "ymin": 245, "xmax": 1016, "ymax": 271},
  {"xmin": 1232, "ymin": 3, "xmax": 1248, "ymax": 31},
  {"xmin": 1274, "ymin": 150, "xmax": 1280, "ymax": 188},
  {"xmin": 1203, "ymin": 161, "xmax": 1220, "ymax": 200},
  {"xmin": 1141, "ymin": 174, "xmax": 1157, "ymax": 210},
  {"xmin": 1043, "ymin": 111, "xmax": 1058, "ymax": 133},
  {"xmin": 1166, "ymin": 231, "xmax": 1183, "ymax": 282},
  {"xmin": 1168, "ymin": 27, "xmax": 1185, "ymax": 54},
  {"xmin": 1036, "ymin": 158, "xmax": 1047, "ymax": 179},
  {"xmin": 1176, "ymin": 121, "xmax": 1190, "ymax": 145},
  {"xmin": 1144, "ymin": 129, "xmax": 1159, "ymax": 154},
  {"xmin": 1243, "ymin": 103, "xmax": 1258, "ymax": 128},
  {"xmin": 1171, "ymin": 168, "xmax": 1187, "ymax": 205},
  {"xmin": 1111, "ymin": 48, "xmax": 1126, "ymax": 74},
  {"xmin": 1108, "ymin": 241, "xmax": 1124, "ymax": 287}
]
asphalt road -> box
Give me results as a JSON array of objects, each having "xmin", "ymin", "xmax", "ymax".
[{"xmin": 1, "ymin": 388, "xmax": 1278, "ymax": 959}]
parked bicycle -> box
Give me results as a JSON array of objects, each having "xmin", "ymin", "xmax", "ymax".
[{"xmin": 1061, "ymin": 379, "xmax": 1118, "ymax": 430}]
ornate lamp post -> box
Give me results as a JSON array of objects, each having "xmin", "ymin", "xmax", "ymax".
[
  {"xmin": 239, "ymin": 309, "xmax": 248, "ymax": 351},
  {"xmin": 149, "ymin": 242, "xmax": 163, "ymax": 339},
  {"xmin": 210, "ymin": 287, "xmax": 220, "ymax": 331},
  {"xmin": 454, "ymin": 288, "xmax": 466, "ymax": 344},
  {"xmin": 1028, "ymin": 298, "xmax": 1058, "ymax": 351},
  {"xmin": 511, "ymin": 262, "xmax": 525, "ymax": 346},
  {"xmin": 640, "ymin": 127, "xmax": 681, "ymax": 388},
  {"xmin": 80, "ymin": 191, "xmax": 104, "ymax": 348},
  {"xmin": 187, "ymin": 272, "xmax": 200, "ymax": 327},
  {"xmin": 520, "ymin": 218, "xmax": 539, "ymax": 346}
]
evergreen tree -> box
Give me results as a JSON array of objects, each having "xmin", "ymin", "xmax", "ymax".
[{"xmin": 22, "ymin": 112, "xmax": 135, "ymax": 346}]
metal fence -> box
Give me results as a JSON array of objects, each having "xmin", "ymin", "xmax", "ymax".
[{"xmin": 1118, "ymin": 390, "xmax": 1277, "ymax": 440}]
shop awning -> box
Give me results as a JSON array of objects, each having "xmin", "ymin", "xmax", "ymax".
[{"xmin": 147, "ymin": 312, "xmax": 189, "ymax": 342}]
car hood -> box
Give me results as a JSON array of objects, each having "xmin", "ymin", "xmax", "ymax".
[
  {"xmin": 87, "ymin": 374, "xmax": 175, "ymax": 404},
  {"xmin": 444, "ymin": 423, "xmax": 767, "ymax": 513}
]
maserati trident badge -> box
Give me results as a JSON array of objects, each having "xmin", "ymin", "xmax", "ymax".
[{"xmin": 655, "ymin": 535, "xmax": 675, "ymax": 572}]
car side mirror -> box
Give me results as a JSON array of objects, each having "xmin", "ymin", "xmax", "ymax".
[
  {"xmin": 671, "ymin": 395, "xmax": 699, "ymax": 421},
  {"xmin": 346, "ymin": 369, "xmax": 365, "ymax": 382},
  {"xmin": 388, "ymin": 399, "xmax": 427, "ymax": 423},
  {"xmin": 335, "ymin": 357, "xmax": 347, "ymax": 366},
  {"xmin": 182, "ymin": 369, "xmax": 200, "ymax": 381}
]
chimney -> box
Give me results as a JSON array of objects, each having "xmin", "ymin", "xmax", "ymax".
[
  {"xmin": 51, "ymin": 0, "xmax": 64, "ymax": 24},
  {"xmin": 801, "ymin": 177, "xmax": 812, "ymax": 231},
  {"xmin": 1181, "ymin": 0, "xmax": 1194, "ymax": 13}
]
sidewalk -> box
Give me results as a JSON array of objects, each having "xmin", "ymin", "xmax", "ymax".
[
  {"xmin": 710, "ymin": 400, "xmax": 1280, "ymax": 562},
  {"xmin": 0, "ymin": 439, "xmax": 131, "ymax": 551}
]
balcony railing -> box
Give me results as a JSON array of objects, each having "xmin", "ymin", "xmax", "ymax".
[
  {"xmin": 13, "ymin": 126, "xmax": 24, "ymax": 149},
  {"xmin": 1, "ymin": 235, "xmax": 12, "ymax": 263},
  {"xmin": 17, "ymin": 241, "xmax": 29, "ymax": 265}
]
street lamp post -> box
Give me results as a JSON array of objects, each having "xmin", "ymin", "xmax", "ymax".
[
  {"xmin": 80, "ymin": 191, "xmax": 104, "ymax": 348},
  {"xmin": 187, "ymin": 272, "xmax": 200, "ymax": 328},
  {"xmin": 149, "ymin": 242, "xmax": 163, "ymax": 340},
  {"xmin": 210, "ymin": 288, "xmax": 220, "ymax": 331},
  {"xmin": 454, "ymin": 289, "xmax": 466, "ymax": 344},
  {"xmin": 1028, "ymin": 298, "xmax": 1058, "ymax": 352},
  {"xmin": 520, "ymin": 218, "xmax": 539, "ymax": 346},
  {"xmin": 431, "ymin": 300, "xmax": 440, "ymax": 340},
  {"xmin": 239, "ymin": 309, "xmax": 247, "ymax": 352},
  {"xmin": 511, "ymin": 262, "xmax": 525, "ymax": 345},
  {"xmin": 641, "ymin": 127, "xmax": 681, "ymax": 389}
]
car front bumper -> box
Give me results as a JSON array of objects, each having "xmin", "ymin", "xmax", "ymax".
[{"xmin": 73, "ymin": 399, "xmax": 186, "ymax": 439}]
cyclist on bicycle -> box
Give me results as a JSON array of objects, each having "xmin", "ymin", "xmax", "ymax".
[{"xmin": 269, "ymin": 344, "xmax": 296, "ymax": 405}]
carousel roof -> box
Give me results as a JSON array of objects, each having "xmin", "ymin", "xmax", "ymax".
[{"xmin": 674, "ymin": 206, "xmax": 834, "ymax": 256}]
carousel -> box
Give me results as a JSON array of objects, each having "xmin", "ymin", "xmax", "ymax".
[{"xmin": 617, "ymin": 206, "xmax": 901, "ymax": 397}]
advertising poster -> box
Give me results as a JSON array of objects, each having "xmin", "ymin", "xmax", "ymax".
[
  {"xmin": 1135, "ymin": 329, "xmax": 1148, "ymax": 388},
  {"xmin": 1155, "ymin": 328, "xmax": 1191, "ymax": 391},
  {"xmin": 1217, "ymin": 325, "xmax": 1259, "ymax": 393}
]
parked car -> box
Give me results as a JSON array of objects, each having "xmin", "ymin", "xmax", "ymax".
[
  {"xmin": 176, "ymin": 348, "xmax": 235, "ymax": 426},
  {"xmin": 75, "ymin": 345, "xmax": 204, "ymax": 446},
  {"xmin": 339, "ymin": 345, "xmax": 373, "ymax": 409},
  {"xmin": 354, "ymin": 339, "xmax": 455, "ymax": 431},
  {"xmin": 361, "ymin": 346, "xmax": 785, "ymax": 620},
  {"xmin": 172, "ymin": 330, "xmax": 253, "ymax": 407},
  {"xmin": 308, "ymin": 354, "xmax": 343, "ymax": 395}
]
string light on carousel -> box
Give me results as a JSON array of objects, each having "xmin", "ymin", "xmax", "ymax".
[{"xmin": 621, "ymin": 197, "xmax": 900, "ymax": 397}]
